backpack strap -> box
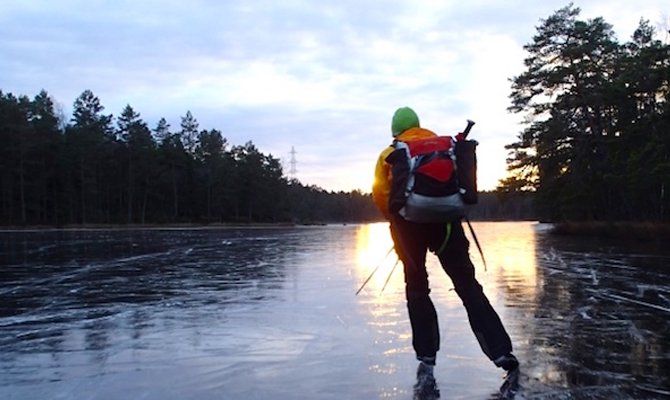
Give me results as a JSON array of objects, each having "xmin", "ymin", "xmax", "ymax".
[{"xmin": 393, "ymin": 141, "xmax": 417, "ymax": 196}]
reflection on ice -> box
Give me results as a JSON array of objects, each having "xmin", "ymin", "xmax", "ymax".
[
  {"xmin": 355, "ymin": 223, "xmax": 400, "ymax": 296},
  {"xmin": 0, "ymin": 223, "xmax": 669, "ymax": 399}
]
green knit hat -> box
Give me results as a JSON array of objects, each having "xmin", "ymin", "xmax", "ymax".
[{"xmin": 391, "ymin": 107, "xmax": 420, "ymax": 136}]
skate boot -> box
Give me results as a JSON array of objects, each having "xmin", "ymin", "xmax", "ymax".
[
  {"xmin": 495, "ymin": 354, "xmax": 519, "ymax": 399},
  {"xmin": 413, "ymin": 361, "xmax": 440, "ymax": 399}
]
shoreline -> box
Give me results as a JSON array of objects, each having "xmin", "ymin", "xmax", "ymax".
[
  {"xmin": 0, "ymin": 222, "xmax": 308, "ymax": 232},
  {"xmin": 6, "ymin": 220, "xmax": 667, "ymax": 238},
  {"xmin": 550, "ymin": 221, "xmax": 670, "ymax": 240},
  {"xmin": 0, "ymin": 220, "xmax": 393, "ymax": 232},
  {"xmin": 0, "ymin": 219, "xmax": 534, "ymax": 232}
]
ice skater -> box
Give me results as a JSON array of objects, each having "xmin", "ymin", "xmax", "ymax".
[{"xmin": 371, "ymin": 107, "xmax": 520, "ymax": 398}]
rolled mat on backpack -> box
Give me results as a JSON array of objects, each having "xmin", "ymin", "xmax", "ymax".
[{"xmin": 455, "ymin": 140, "xmax": 478, "ymax": 205}]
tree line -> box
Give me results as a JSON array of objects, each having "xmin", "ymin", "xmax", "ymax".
[
  {"xmin": 500, "ymin": 4, "xmax": 670, "ymax": 222},
  {"xmin": 0, "ymin": 89, "xmax": 380, "ymax": 226},
  {"xmin": 468, "ymin": 191, "xmax": 536, "ymax": 221}
]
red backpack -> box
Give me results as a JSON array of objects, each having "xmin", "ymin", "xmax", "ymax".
[{"xmin": 386, "ymin": 135, "xmax": 477, "ymax": 223}]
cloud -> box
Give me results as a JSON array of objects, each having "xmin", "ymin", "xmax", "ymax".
[{"xmin": 1, "ymin": 0, "xmax": 668, "ymax": 192}]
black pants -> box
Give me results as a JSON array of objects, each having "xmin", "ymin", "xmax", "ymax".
[{"xmin": 390, "ymin": 217, "xmax": 512, "ymax": 365}]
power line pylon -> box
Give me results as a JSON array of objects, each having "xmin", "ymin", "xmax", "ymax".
[{"xmin": 289, "ymin": 146, "xmax": 297, "ymax": 179}]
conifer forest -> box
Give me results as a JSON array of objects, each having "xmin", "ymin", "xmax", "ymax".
[
  {"xmin": 0, "ymin": 89, "xmax": 379, "ymax": 226},
  {"xmin": 499, "ymin": 5, "xmax": 670, "ymax": 223}
]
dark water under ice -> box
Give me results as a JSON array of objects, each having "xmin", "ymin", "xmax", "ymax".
[{"xmin": 0, "ymin": 222, "xmax": 668, "ymax": 399}]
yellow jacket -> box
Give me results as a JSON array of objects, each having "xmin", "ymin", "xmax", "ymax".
[{"xmin": 372, "ymin": 127, "xmax": 438, "ymax": 219}]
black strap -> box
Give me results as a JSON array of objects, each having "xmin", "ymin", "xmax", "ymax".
[{"xmin": 414, "ymin": 150, "xmax": 451, "ymax": 168}]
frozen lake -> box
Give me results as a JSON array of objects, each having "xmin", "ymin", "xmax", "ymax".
[{"xmin": 1, "ymin": 222, "xmax": 669, "ymax": 399}]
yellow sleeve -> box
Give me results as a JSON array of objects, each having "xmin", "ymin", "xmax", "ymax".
[{"xmin": 372, "ymin": 146, "xmax": 394, "ymax": 219}]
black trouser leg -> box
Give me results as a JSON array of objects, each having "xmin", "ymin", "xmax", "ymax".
[
  {"xmin": 435, "ymin": 223, "xmax": 513, "ymax": 361},
  {"xmin": 405, "ymin": 269, "xmax": 440, "ymax": 363},
  {"xmin": 391, "ymin": 219, "xmax": 440, "ymax": 363}
]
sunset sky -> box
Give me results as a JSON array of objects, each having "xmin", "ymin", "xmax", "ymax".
[{"xmin": 2, "ymin": 1, "xmax": 668, "ymax": 192}]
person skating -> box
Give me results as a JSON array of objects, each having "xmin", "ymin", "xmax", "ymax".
[{"xmin": 371, "ymin": 107, "xmax": 519, "ymax": 397}]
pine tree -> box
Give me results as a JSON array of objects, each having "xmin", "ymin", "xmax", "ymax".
[
  {"xmin": 180, "ymin": 110, "xmax": 199, "ymax": 155},
  {"xmin": 502, "ymin": 6, "xmax": 670, "ymax": 222},
  {"xmin": 67, "ymin": 90, "xmax": 114, "ymax": 224},
  {"xmin": 117, "ymin": 105, "xmax": 155, "ymax": 223},
  {"xmin": 504, "ymin": 4, "xmax": 619, "ymax": 220},
  {"xmin": 29, "ymin": 90, "xmax": 62, "ymax": 224},
  {"xmin": 196, "ymin": 129, "xmax": 227, "ymax": 221}
]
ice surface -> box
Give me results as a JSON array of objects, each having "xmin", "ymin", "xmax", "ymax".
[{"xmin": 0, "ymin": 222, "xmax": 669, "ymax": 399}]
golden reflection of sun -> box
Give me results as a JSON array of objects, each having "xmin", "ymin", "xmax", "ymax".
[
  {"xmin": 355, "ymin": 222, "xmax": 401, "ymax": 295},
  {"xmin": 472, "ymin": 222, "xmax": 538, "ymax": 300},
  {"xmin": 495, "ymin": 227, "xmax": 536, "ymax": 282}
]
